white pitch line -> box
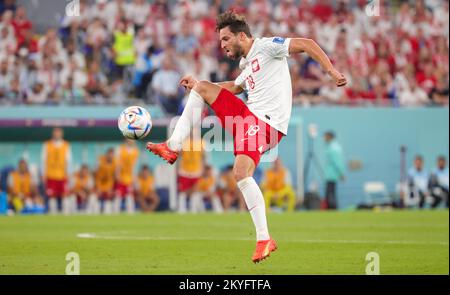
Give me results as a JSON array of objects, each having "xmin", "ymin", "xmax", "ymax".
[{"xmin": 76, "ymin": 233, "xmax": 449, "ymax": 246}]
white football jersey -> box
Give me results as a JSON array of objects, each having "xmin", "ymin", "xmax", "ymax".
[{"xmin": 235, "ymin": 37, "xmax": 292, "ymax": 135}]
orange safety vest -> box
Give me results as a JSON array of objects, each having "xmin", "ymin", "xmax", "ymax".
[
  {"xmin": 10, "ymin": 171, "xmax": 32, "ymax": 197},
  {"xmin": 45, "ymin": 140, "xmax": 70, "ymax": 180},
  {"xmin": 265, "ymin": 168, "xmax": 287, "ymax": 191},
  {"xmin": 137, "ymin": 175, "xmax": 154, "ymax": 195},
  {"xmin": 96, "ymin": 155, "xmax": 116, "ymax": 192},
  {"xmin": 179, "ymin": 139, "xmax": 204, "ymax": 176},
  {"xmin": 117, "ymin": 145, "xmax": 139, "ymax": 185},
  {"xmin": 197, "ymin": 175, "xmax": 215, "ymax": 193}
]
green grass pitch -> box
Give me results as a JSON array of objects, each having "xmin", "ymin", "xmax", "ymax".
[{"xmin": 0, "ymin": 210, "xmax": 448, "ymax": 274}]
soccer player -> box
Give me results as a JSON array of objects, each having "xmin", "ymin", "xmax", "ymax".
[
  {"xmin": 192, "ymin": 165, "xmax": 223, "ymax": 213},
  {"xmin": 147, "ymin": 12, "xmax": 347, "ymax": 262},
  {"xmin": 41, "ymin": 127, "xmax": 72, "ymax": 214},
  {"xmin": 70, "ymin": 164, "xmax": 96, "ymax": 214},
  {"xmin": 115, "ymin": 139, "xmax": 139, "ymax": 214},
  {"xmin": 135, "ymin": 165, "xmax": 160, "ymax": 212},
  {"xmin": 428, "ymin": 156, "xmax": 449, "ymax": 208},
  {"xmin": 262, "ymin": 158, "xmax": 296, "ymax": 212},
  {"xmin": 177, "ymin": 128, "xmax": 205, "ymax": 213},
  {"xmin": 95, "ymin": 148, "xmax": 116, "ymax": 214},
  {"xmin": 7, "ymin": 159, "xmax": 42, "ymax": 213},
  {"xmin": 219, "ymin": 165, "xmax": 246, "ymax": 212}
]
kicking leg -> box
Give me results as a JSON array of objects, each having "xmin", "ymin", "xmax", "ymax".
[{"xmin": 147, "ymin": 81, "xmax": 221, "ymax": 164}]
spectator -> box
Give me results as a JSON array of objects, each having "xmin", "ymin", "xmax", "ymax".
[
  {"xmin": 134, "ymin": 28, "xmax": 152, "ymax": 58},
  {"xmin": 41, "ymin": 127, "xmax": 72, "ymax": 214},
  {"xmin": 0, "ymin": 59, "xmax": 12, "ymax": 99},
  {"xmin": 219, "ymin": 165, "xmax": 246, "ymax": 212},
  {"xmin": 399, "ymin": 77, "xmax": 429, "ymax": 107},
  {"xmin": 177, "ymin": 129, "xmax": 205, "ymax": 213},
  {"xmin": 133, "ymin": 45, "xmax": 156, "ymax": 100},
  {"xmin": 105, "ymin": 0, "xmax": 129, "ymax": 31},
  {"xmin": 174, "ymin": 19, "xmax": 198, "ymax": 74},
  {"xmin": 429, "ymin": 78, "xmax": 449, "ymax": 106},
  {"xmin": 70, "ymin": 164, "xmax": 96, "ymax": 214},
  {"xmin": 112, "ymin": 19, "xmax": 136, "ymax": 81},
  {"xmin": 127, "ymin": 0, "xmax": 150, "ymax": 32},
  {"xmin": 59, "ymin": 76, "xmax": 86, "ymax": 105},
  {"xmin": 95, "ymin": 148, "xmax": 116, "ymax": 215},
  {"xmin": 26, "ymin": 82, "xmax": 47, "ymax": 105},
  {"xmin": 85, "ymin": 61, "xmax": 110, "ymax": 101},
  {"xmin": 228, "ymin": 0, "xmax": 247, "ymax": 15},
  {"xmin": 0, "ymin": 0, "xmax": 17, "ymax": 15},
  {"xmin": 135, "ymin": 165, "xmax": 160, "ymax": 212},
  {"xmin": 7, "ymin": 159, "xmax": 43, "ymax": 214},
  {"xmin": 0, "ymin": 11, "xmax": 16, "ymax": 56},
  {"xmin": 323, "ymin": 131, "xmax": 345, "ymax": 210},
  {"xmin": 145, "ymin": 1, "xmax": 172, "ymax": 48},
  {"xmin": 85, "ymin": 17, "xmax": 109, "ymax": 63},
  {"xmin": 274, "ymin": 0, "xmax": 298, "ymax": 22},
  {"xmin": 407, "ymin": 155, "xmax": 429, "ymax": 209},
  {"xmin": 192, "ymin": 165, "xmax": 223, "ymax": 213},
  {"xmin": 17, "ymin": 28, "xmax": 38, "ymax": 55},
  {"xmin": 428, "ymin": 156, "xmax": 449, "ymax": 208},
  {"xmin": 115, "ymin": 139, "xmax": 139, "ymax": 214},
  {"xmin": 311, "ymin": 0, "xmax": 334, "ymax": 23},
  {"xmin": 151, "ymin": 57, "xmax": 183, "ymax": 115},
  {"xmin": 262, "ymin": 158, "xmax": 296, "ymax": 212},
  {"xmin": 11, "ymin": 5, "xmax": 32, "ymax": 47},
  {"xmin": 88, "ymin": 0, "xmax": 110, "ymax": 26}
]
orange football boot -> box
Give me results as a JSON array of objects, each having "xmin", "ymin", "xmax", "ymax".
[
  {"xmin": 252, "ymin": 238, "xmax": 278, "ymax": 263},
  {"xmin": 146, "ymin": 142, "xmax": 179, "ymax": 165}
]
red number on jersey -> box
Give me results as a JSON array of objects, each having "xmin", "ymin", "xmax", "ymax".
[{"xmin": 246, "ymin": 75, "xmax": 256, "ymax": 90}]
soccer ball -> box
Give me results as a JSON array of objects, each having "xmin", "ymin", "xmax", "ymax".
[{"xmin": 118, "ymin": 106, "xmax": 152, "ymax": 140}]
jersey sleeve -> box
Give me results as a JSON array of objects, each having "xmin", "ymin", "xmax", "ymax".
[
  {"xmin": 261, "ymin": 37, "xmax": 291, "ymax": 58},
  {"xmin": 234, "ymin": 72, "xmax": 247, "ymax": 90}
]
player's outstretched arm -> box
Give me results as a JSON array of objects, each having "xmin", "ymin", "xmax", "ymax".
[{"xmin": 289, "ymin": 38, "xmax": 347, "ymax": 87}]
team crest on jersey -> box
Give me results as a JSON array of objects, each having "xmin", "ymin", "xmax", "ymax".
[
  {"xmin": 273, "ymin": 37, "xmax": 285, "ymax": 44},
  {"xmin": 251, "ymin": 59, "xmax": 260, "ymax": 73}
]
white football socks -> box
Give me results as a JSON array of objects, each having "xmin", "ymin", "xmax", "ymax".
[
  {"xmin": 48, "ymin": 198, "xmax": 58, "ymax": 214},
  {"xmin": 125, "ymin": 194, "xmax": 135, "ymax": 214},
  {"xmin": 178, "ymin": 192, "xmax": 188, "ymax": 213},
  {"xmin": 167, "ymin": 90, "xmax": 205, "ymax": 151},
  {"xmin": 211, "ymin": 195, "xmax": 224, "ymax": 213},
  {"xmin": 104, "ymin": 200, "xmax": 113, "ymax": 215},
  {"xmin": 237, "ymin": 177, "xmax": 270, "ymax": 241},
  {"xmin": 190, "ymin": 192, "xmax": 205, "ymax": 213}
]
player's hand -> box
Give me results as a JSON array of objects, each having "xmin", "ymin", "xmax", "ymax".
[
  {"xmin": 179, "ymin": 75, "xmax": 198, "ymax": 90},
  {"xmin": 328, "ymin": 69, "xmax": 347, "ymax": 87}
]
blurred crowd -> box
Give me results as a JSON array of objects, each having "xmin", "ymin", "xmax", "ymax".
[{"xmin": 0, "ymin": 0, "xmax": 449, "ymax": 112}]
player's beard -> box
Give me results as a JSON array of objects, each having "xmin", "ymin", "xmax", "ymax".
[{"xmin": 229, "ymin": 43, "xmax": 245, "ymax": 60}]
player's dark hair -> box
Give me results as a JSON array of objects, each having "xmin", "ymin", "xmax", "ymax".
[
  {"xmin": 324, "ymin": 131, "xmax": 335, "ymax": 139},
  {"xmin": 415, "ymin": 155, "xmax": 423, "ymax": 161},
  {"xmin": 437, "ymin": 155, "xmax": 446, "ymax": 162},
  {"xmin": 216, "ymin": 11, "xmax": 252, "ymax": 37}
]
